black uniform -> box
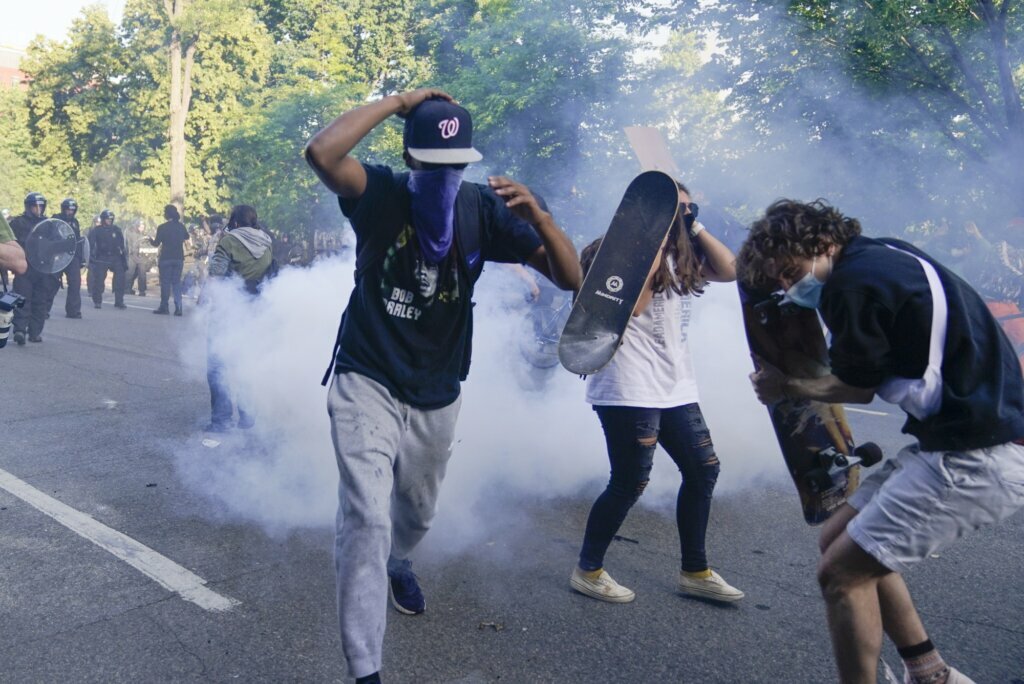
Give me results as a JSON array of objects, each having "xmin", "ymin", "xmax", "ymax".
[
  {"xmin": 10, "ymin": 213, "xmax": 61, "ymax": 339},
  {"xmin": 88, "ymin": 224, "xmax": 128, "ymax": 308},
  {"xmin": 54, "ymin": 212, "xmax": 84, "ymax": 317}
]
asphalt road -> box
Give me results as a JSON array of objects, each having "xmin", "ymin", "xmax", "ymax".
[{"xmin": 1, "ymin": 287, "xmax": 1022, "ymax": 683}]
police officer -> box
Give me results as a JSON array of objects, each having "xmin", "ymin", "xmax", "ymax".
[
  {"xmin": 9, "ymin": 192, "xmax": 61, "ymax": 344},
  {"xmin": 88, "ymin": 209, "xmax": 128, "ymax": 310},
  {"xmin": 54, "ymin": 198, "xmax": 85, "ymax": 318},
  {"xmin": 124, "ymin": 220, "xmax": 149, "ymax": 296}
]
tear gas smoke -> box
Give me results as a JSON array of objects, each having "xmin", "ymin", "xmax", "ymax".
[{"xmin": 172, "ymin": 254, "xmax": 784, "ymax": 548}]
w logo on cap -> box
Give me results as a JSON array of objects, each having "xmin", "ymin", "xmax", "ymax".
[
  {"xmin": 404, "ymin": 99, "xmax": 482, "ymax": 164},
  {"xmin": 438, "ymin": 118, "xmax": 460, "ymax": 140}
]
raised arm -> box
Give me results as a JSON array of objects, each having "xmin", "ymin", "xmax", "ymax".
[
  {"xmin": 692, "ymin": 222, "xmax": 737, "ymax": 282},
  {"xmin": 304, "ymin": 88, "xmax": 455, "ymax": 199},
  {"xmin": 488, "ymin": 176, "xmax": 582, "ymax": 292}
]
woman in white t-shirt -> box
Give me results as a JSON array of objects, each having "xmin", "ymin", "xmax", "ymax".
[{"xmin": 569, "ymin": 184, "xmax": 744, "ymax": 604}]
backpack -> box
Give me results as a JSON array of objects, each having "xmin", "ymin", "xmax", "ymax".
[
  {"xmin": 244, "ymin": 255, "xmax": 279, "ymax": 295},
  {"xmin": 320, "ymin": 181, "xmax": 486, "ymax": 386}
]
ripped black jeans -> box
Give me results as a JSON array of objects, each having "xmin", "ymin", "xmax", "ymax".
[{"xmin": 578, "ymin": 404, "xmax": 721, "ymax": 573}]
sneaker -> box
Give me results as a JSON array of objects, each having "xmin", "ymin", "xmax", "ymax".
[
  {"xmin": 28, "ymin": 335, "xmax": 42, "ymax": 343},
  {"xmin": 237, "ymin": 415, "xmax": 255, "ymax": 430},
  {"xmin": 174, "ymin": 309, "xmax": 182, "ymax": 317},
  {"xmin": 114, "ymin": 303, "xmax": 127, "ymax": 310},
  {"xmin": 66, "ymin": 313, "xmax": 82, "ymax": 319},
  {"xmin": 153, "ymin": 307, "xmax": 169, "ymax": 315},
  {"xmin": 570, "ymin": 566, "xmax": 636, "ymax": 603},
  {"xmin": 678, "ymin": 569, "xmax": 744, "ymax": 603},
  {"xmin": 203, "ymin": 422, "xmax": 232, "ymax": 433},
  {"xmin": 13, "ymin": 331, "xmax": 25, "ymax": 346},
  {"xmin": 903, "ymin": 666, "xmax": 976, "ymax": 684},
  {"xmin": 387, "ymin": 559, "xmax": 426, "ymax": 615},
  {"xmin": 94, "ymin": 302, "xmax": 102, "ymax": 309},
  {"xmin": 946, "ymin": 668, "xmax": 977, "ymax": 684}
]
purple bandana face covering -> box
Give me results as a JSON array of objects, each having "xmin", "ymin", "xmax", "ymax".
[{"xmin": 408, "ymin": 168, "xmax": 464, "ymax": 264}]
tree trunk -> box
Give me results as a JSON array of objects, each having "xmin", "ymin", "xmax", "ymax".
[{"xmin": 166, "ymin": 0, "xmax": 194, "ymax": 217}]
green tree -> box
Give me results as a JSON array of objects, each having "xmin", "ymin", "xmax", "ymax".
[
  {"xmin": 668, "ymin": 0, "xmax": 1024, "ymax": 224},
  {"xmin": 0, "ymin": 88, "xmax": 51, "ymax": 212},
  {"xmin": 119, "ymin": 0, "xmax": 272, "ymax": 215},
  {"xmin": 417, "ymin": 0, "xmax": 646, "ymax": 238}
]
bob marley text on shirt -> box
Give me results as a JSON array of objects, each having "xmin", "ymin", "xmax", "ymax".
[{"xmin": 378, "ymin": 223, "xmax": 461, "ymax": 322}]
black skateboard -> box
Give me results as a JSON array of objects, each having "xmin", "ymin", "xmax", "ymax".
[
  {"xmin": 739, "ymin": 285, "xmax": 883, "ymax": 525},
  {"xmin": 558, "ymin": 171, "xmax": 679, "ymax": 375}
]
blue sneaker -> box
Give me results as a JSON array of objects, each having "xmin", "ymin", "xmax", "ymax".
[{"xmin": 387, "ymin": 559, "xmax": 425, "ymax": 615}]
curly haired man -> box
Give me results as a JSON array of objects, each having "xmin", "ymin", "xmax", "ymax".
[{"xmin": 738, "ymin": 199, "xmax": 1024, "ymax": 684}]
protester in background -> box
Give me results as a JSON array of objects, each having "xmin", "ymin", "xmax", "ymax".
[
  {"xmin": 124, "ymin": 220, "xmax": 149, "ymax": 297},
  {"xmin": 740, "ymin": 199, "xmax": 1024, "ymax": 684},
  {"xmin": 10, "ymin": 193, "xmax": 62, "ymax": 343},
  {"xmin": 200, "ymin": 204, "xmax": 274, "ymax": 432},
  {"xmin": 570, "ymin": 183, "xmax": 744, "ymax": 606},
  {"xmin": 54, "ymin": 198, "xmax": 84, "ymax": 318},
  {"xmin": 88, "ymin": 210, "xmax": 128, "ymax": 310},
  {"xmin": 304, "ymin": 88, "xmax": 581, "ymax": 684},
  {"xmin": 151, "ymin": 205, "xmax": 190, "ymax": 316}
]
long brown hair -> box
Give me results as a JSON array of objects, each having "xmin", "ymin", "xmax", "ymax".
[
  {"xmin": 651, "ymin": 181, "xmax": 705, "ymax": 296},
  {"xmin": 579, "ymin": 181, "xmax": 706, "ymax": 297}
]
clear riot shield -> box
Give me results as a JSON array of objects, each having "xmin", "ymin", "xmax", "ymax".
[{"xmin": 25, "ymin": 218, "xmax": 77, "ymax": 274}]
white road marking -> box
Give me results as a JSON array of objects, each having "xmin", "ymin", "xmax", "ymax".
[
  {"xmin": 843, "ymin": 406, "xmax": 890, "ymax": 417},
  {"xmin": 0, "ymin": 467, "xmax": 240, "ymax": 613}
]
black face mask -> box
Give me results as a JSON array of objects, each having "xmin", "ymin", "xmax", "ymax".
[{"xmin": 681, "ymin": 202, "xmax": 699, "ymax": 231}]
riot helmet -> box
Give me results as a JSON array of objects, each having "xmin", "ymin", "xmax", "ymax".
[
  {"xmin": 24, "ymin": 192, "xmax": 47, "ymax": 217},
  {"xmin": 60, "ymin": 198, "xmax": 78, "ymax": 214},
  {"xmin": 99, "ymin": 209, "xmax": 115, "ymax": 224}
]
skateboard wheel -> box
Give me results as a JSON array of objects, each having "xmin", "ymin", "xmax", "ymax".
[{"xmin": 854, "ymin": 442, "xmax": 883, "ymax": 468}]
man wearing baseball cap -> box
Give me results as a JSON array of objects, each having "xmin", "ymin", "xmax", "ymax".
[{"xmin": 305, "ymin": 88, "xmax": 581, "ymax": 684}]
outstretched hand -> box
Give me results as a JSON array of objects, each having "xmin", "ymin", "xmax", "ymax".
[
  {"xmin": 394, "ymin": 88, "xmax": 454, "ymax": 118},
  {"xmin": 749, "ymin": 355, "xmax": 789, "ymax": 405},
  {"xmin": 488, "ymin": 176, "xmax": 547, "ymax": 225}
]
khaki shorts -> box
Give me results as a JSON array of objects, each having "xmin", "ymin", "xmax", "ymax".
[{"xmin": 847, "ymin": 440, "xmax": 1024, "ymax": 573}]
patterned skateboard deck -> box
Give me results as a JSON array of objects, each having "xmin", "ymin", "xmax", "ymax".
[{"xmin": 739, "ymin": 285, "xmax": 882, "ymax": 525}]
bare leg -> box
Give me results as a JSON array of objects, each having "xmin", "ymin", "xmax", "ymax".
[
  {"xmin": 818, "ymin": 531, "xmax": 890, "ymax": 683},
  {"xmin": 819, "ymin": 506, "xmax": 929, "ymax": 650}
]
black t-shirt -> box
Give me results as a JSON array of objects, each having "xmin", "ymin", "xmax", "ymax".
[
  {"xmin": 153, "ymin": 220, "xmax": 190, "ymax": 262},
  {"xmin": 821, "ymin": 235, "xmax": 1024, "ymax": 451},
  {"xmin": 335, "ymin": 163, "xmax": 543, "ymax": 408}
]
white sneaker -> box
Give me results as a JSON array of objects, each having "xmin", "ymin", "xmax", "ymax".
[
  {"xmin": 570, "ymin": 567, "xmax": 636, "ymax": 603},
  {"xmin": 945, "ymin": 668, "xmax": 977, "ymax": 684},
  {"xmin": 903, "ymin": 666, "xmax": 976, "ymax": 684},
  {"xmin": 678, "ymin": 569, "xmax": 745, "ymax": 602}
]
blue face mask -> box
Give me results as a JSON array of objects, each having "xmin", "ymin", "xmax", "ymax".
[
  {"xmin": 783, "ymin": 255, "xmax": 830, "ymax": 309},
  {"xmin": 407, "ymin": 167, "xmax": 464, "ymax": 264}
]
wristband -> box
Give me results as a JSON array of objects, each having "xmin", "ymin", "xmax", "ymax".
[{"xmin": 689, "ymin": 221, "xmax": 705, "ymax": 238}]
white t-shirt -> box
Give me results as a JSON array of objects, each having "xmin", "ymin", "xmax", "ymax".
[{"xmin": 586, "ymin": 287, "xmax": 700, "ymax": 407}]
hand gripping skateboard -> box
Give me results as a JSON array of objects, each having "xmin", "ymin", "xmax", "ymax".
[
  {"xmin": 558, "ymin": 171, "xmax": 679, "ymax": 375},
  {"xmin": 739, "ymin": 285, "xmax": 883, "ymax": 525}
]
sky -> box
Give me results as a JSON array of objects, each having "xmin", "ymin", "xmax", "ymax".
[{"xmin": 0, "ymin": 0, "xmax": 126, "ymax": 50}]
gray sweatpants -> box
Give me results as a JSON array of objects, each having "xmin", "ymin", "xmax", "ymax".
[{"xmin": 328, "ymin": 371, "xmax": 461, "ymax": 678}]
